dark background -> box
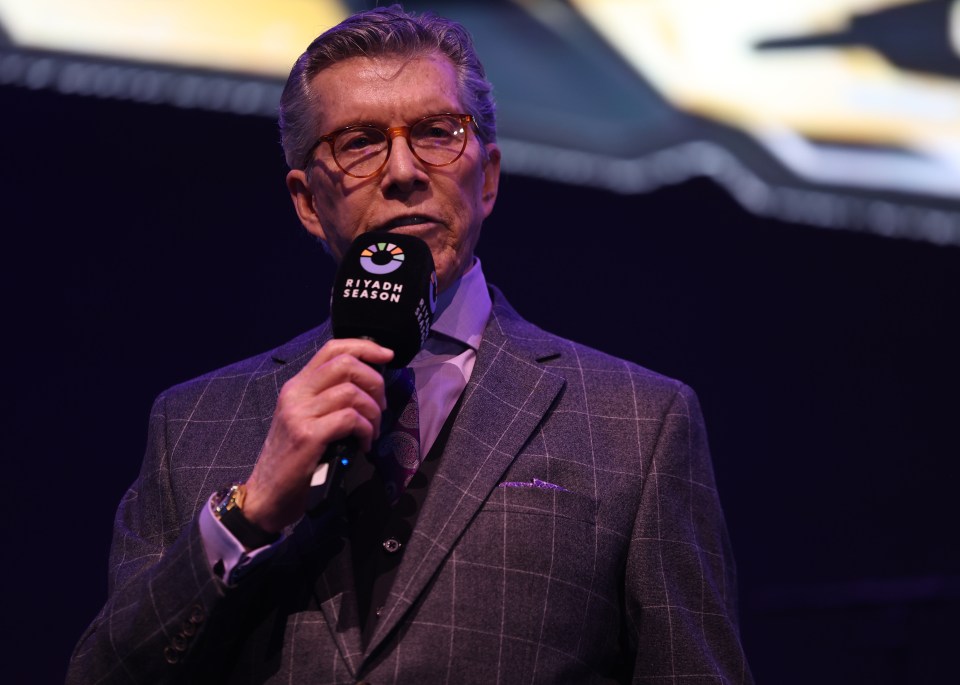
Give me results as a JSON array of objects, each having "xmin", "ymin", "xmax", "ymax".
[{"xmin": 4, "ymin": 84, "xmax": 959, "ymax": 684}]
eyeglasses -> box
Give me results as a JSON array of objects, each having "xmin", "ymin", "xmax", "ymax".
[{"xmin": 302, "ymin": 113, "xmax": 474, "ymax": 177}]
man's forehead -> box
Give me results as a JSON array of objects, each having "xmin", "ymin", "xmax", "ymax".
[
  {"xmin": 314, "ymin": 51, "xmax": 455, "ymax": 85},
  {"xmin": 351, "ymin": 53, "xmax": 440, "ymax": 81},
  {"xmin": 309, "ymin": 52, "xmax": 462, "ymax": 127}
]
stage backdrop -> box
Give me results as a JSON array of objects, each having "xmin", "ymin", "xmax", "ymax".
[{"xmin": 2, "ymin": 0, "xmax": 959, "ymax": 242}]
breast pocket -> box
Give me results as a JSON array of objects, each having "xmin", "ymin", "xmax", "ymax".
[
  {"xmin": 486, "ymin": 484, "xmax": 598, "ymax": 524},
  {"xmin": 448, "ymin": 486, "xmax": 613, "ymax": 659},
  {"xmin": 457, "ymin": 486, "xmax": 599, "ymax": 580}
]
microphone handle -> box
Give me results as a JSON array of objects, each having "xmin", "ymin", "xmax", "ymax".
[
  {"xmin": 305, "ymin": 336, "xmax": 386, "ymax": 511},
  {"xmin": 307, "ymin": 435, "xmax": 359, "ymax": 510}
]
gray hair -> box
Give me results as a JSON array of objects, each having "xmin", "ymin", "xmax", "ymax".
[{"xmin": 279, "ymin": 5, "xmax": 496, "ymax": 170}]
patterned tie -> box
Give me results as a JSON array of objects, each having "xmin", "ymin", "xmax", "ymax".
[{"xmin": 375, "ymin": 367, "xmax": 421, "ymax": 505}]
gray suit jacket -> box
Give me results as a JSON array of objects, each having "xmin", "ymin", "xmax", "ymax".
[{"xmin": 68, "ymin": 287, "xmax": 752, "ymax": 684}]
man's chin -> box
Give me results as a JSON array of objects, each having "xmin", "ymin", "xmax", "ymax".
[{"xmin": 435, "ymin": 256, "xmax": 476, "ymax": 294}]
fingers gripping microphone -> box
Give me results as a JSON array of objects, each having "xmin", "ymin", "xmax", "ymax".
[{"xmin": 308, "ymin": 232, "xmax": 437, "ymax": 509}]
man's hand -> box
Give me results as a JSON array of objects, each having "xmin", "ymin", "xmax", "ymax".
[{"xmin": 242, "ymin": 338, "xmax": 394, "ymax": 533}]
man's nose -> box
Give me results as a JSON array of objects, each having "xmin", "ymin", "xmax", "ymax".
[{"xmin": 380, "ymin": 128, "xmax": 429, "ymax": 191}]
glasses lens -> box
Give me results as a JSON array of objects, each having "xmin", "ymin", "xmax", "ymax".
[
  {"xmin": 411, "ymin": 115, "xmax": 467, "ymax": 166},
  {"xmin": 333, "ymin": 127, "xmax": 388, "ymax": 176}
]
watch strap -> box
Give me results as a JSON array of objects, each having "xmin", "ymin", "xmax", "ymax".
[{"xmin": 212, "ymin": 484, "xmax": 280, "ymax": 550}]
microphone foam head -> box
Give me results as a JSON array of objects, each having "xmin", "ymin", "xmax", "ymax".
[{"xmin": 331, "ymin": 232, "xmax": 437, "ymax": 367}]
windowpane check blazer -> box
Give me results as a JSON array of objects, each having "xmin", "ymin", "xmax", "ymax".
[{"xmin": 68, "ymin": 286, "xmax": 752, "ymax": 684}]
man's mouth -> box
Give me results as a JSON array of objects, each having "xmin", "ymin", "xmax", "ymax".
[{"xmin": 382, "ymin": 216, "xmax": 433, "ymax": 230}]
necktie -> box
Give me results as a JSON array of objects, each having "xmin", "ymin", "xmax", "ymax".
[{"xmin": 375, "ymin": 367, "xmax": 421, "ymax": 504}]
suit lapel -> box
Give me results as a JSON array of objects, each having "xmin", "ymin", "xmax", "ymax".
[
  {"xmin": 252, "ymin": 323, "xmax": 368, "ymax": 674},
  {"xmin": 363, "ymin": 292, "xmax": 566, "ymax": 657},
  {"xmin": 290, "ymin": 509, "xmax": 365, "ymax": 677},
  {"xmin": 245, "ymin": 321, "xmax": 332, "ymax": 444}
]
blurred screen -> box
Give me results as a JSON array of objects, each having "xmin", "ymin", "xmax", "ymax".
[{"xmin": 1, "ymin": 0, "xmax": 958, "ymax": 244}]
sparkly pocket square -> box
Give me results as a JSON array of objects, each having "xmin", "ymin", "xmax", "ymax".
[{"xmin": 498, "ymin": 478, "xmax": 569, "ymax": 492}]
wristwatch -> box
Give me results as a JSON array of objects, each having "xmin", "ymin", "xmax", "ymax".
[{"xmin": 211, "ymin": 483, "xmax": 280, "ymax": 549}]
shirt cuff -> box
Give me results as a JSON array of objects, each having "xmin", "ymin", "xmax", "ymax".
[{"xmin": 198, "ymin": 493, "xmax": 282, "ymax": 585}]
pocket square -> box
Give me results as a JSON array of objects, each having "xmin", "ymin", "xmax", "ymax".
[{"xmin": 498, "ymin": 478, "xmax": 569, "ymax": 492}]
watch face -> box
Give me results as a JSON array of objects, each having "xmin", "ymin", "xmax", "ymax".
[
  {"xmin": 212, "ymin": 484, "xmax": 243, "ymax": 518},
  {"xmin": 213, "ymin": 488, "xmax": 281, "ymax": 550},
  {"xmin": 229, "ymin": 483, "xmax": 247, "ymax": 510}
]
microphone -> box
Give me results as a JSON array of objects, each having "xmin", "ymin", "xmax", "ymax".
[
  {"xmin": 330, "ymin": 231, "xmax": 438, "ymax": 367},
  {"xmin": 308, "ymin": 231, "xmax": 437, "ymax": 508}
]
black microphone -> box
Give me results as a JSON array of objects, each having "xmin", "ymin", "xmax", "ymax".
[{"xmin": 308, "ymin": 231, "xmax": 437, "ymax": 508}]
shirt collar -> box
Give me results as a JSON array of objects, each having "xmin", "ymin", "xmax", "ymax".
[{"xmin": 429, "ymin": 258, "xmax": 491, "ymax": 352}]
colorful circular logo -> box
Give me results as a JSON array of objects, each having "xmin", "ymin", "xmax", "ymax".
[{"xmin": 360, "ymin": 242, "xmax": 405, "ymax": 275}]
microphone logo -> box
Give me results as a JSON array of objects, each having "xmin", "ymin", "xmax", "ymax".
[{"xmin": 360, "ymin": 241, "xmax": 405, "ymax": 275}]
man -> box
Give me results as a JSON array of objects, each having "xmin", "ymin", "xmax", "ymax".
[{"xmin": 68, "ymin": 6, "xmax": 752, "ymax": 683}]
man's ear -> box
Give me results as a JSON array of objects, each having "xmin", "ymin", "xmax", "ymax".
[
  {"xmin": 480, "ymin": 143, "xmax": 501, "ymax": 219},
  {"xmin": 286, "ymin": 169, "xmax": 328, "ymax": 242}
]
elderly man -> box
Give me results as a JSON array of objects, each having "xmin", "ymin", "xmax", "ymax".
[{"xmin": 68, "ymin": 6, "xmax": 752, "ymax": 684}]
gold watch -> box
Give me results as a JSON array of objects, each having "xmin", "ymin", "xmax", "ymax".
[{"xmin": 211, "ymin": 484, "xmax": 279, "ymax": 549}]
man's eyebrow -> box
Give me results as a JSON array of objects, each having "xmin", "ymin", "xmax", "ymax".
[{"xmin": 329, "ymin": 107, "xmax": 462, "ymax": 131}]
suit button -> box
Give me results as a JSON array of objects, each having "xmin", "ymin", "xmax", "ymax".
[
  {"xmin": 382, "ymin": 538, "xmax": 402, "ymax": 553},
  {"xmin": 189, "ymin": 604, "xmax": 206, "ymax": 624}
]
